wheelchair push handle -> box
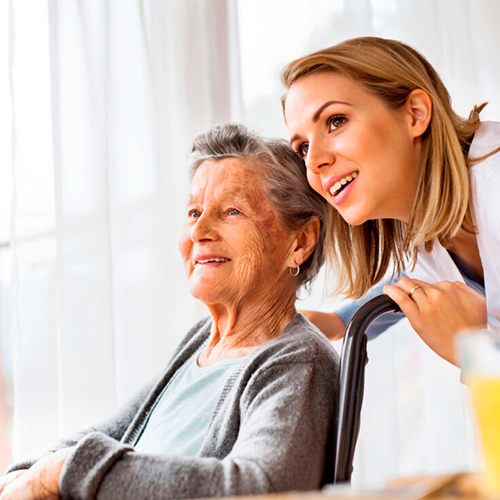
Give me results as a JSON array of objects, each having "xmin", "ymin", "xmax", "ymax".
[{"xmin": 334, "ymin": 294, "xmax": 402, "ymax": 484}]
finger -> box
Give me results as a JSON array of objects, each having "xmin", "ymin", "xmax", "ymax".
[
  {"xmin": 393, "ymin": 277, "xmax": 428, "ymax": 298},
  {"xmin": 409, "ymin": 278, "xmax": 431, "ymax": 291},
  {"xmin": 383, "ymin": 284, "xmax": 421, "ymax": 318},
  {"xmin": 394, "ymin": 276, "xmax": 418, "ymax": 289},
  {"xmin": 0, "ymin": 471, "xmax": 27, "ymax": 495},
  {"xmin": 1, "ymin": 476, "xmax": 41, "ymax": 500},
  {"xmin": 0, "ymin": 482, "xmax": 29, "ymax": 500}
]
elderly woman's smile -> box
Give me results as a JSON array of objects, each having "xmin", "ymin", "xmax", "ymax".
[
  {"xmin": 179, "ymin": 157, "xmax": 295, "ymax": 309},
  {"xmin": 3, "ymin": 124, "xmax": 339, "ymax": 500}
]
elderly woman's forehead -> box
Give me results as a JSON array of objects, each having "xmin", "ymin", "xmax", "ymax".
[
  {"xmin": 196, "ymin": 157, "xmax": 262, "ymax": 176},
  {"xmin": 191, "ymin": 159, "xmax": 267, "ymax": 192}
]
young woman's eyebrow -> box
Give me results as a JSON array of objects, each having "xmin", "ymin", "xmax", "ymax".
[
  {"xmin": 290, "ymin": 100, "xmax": 353, "ymax": 143},
  {"xmin": 312, "ymin": 100, "xmax": 352, "ymax": 122}
]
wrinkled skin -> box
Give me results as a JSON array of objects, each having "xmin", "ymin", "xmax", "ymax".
[
  {"xmin": 0, "ymin": 158, "xmax": 320, "ymax": 496},
  {"xmin": 0, "ymin": 447, "xmax": 75, "ymax": 500},
  {"xmin": 179, "ymin": 158, "xmax": 319, "ymax": 364}
]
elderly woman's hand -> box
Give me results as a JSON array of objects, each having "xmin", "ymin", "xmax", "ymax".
[
  {"xmin": 0, "ymin": 447, "xmax": 75, "ymax": 500},
  {"xmin": 0, "ymin": 470, "xmax": 29, "ymax": 495},
  {"xmin": 383, "ymin": 277, "xmax": 487, "ymax": 366}
]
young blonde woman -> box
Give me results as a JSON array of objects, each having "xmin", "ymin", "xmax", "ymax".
[{"xmin": 282, "ymin": 37, "xmax": 499, "ymax": 366}]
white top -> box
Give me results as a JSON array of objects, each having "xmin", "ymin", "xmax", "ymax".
[
  {"xmin": 412, "ymin": 121, "xmax": 500, "ymax": 332},
  {"xmin": 350, "ymin": 122, "xmax": 499, "ymax": 485}
]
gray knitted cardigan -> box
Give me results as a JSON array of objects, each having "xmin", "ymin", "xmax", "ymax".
[{"xmin": 7, "ymin": 313, "xmax": 340, "ymax": 499}]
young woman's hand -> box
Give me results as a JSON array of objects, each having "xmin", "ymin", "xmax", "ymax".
[
  {"xmin": 300, "ymin": 310, "xmax": 346, "ymax": 340},
  {"xmin": 383, "ymin": 277, "xmax": 487, "ymax": 366},
  {"xmin": 0, "ymin": 447, "xmax": 75, "ymax": 500}
]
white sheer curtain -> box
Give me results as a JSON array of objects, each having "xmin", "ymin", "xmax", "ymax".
[
  {"xmin": 2, "ymin": 0, "xmax": 241, "ymax": 462},
  {"xmin": 2, "ymin": 0, "xmax": 500, "ymax": 487}
]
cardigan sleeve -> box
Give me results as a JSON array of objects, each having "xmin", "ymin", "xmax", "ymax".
[
  {"xmin": 58, "ymin": 350, "xmax": 338, "ymax": 500},
  {"xmin": 5, "ymin": 381, "xmax": 155, "ymax": 474},
  {"xmin": 5, "ymin": 318, "xmax": 210, "ymax": 475}
]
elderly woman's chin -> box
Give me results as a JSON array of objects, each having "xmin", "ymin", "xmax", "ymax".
[
  {"xmin": 180, "ymin": 257, "xmax": 235, "ymax": 306},
  {"xmin": 187, "ymin": 271, "xmax": 234, "ymax": 305}
]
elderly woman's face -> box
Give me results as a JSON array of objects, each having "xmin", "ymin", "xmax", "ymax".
[{"xmin": 179, "ymin": 158, "xmax": 295, "ymax": 306}]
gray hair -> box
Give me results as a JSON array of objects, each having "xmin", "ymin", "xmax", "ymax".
[{"xmin": 188, "ymin": 123, "xmax": 328, "ymax": 289}]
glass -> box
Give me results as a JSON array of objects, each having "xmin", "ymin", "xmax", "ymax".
[{"xmin": 460, "ymin": 330, "xmax": 500, "ymax": 498}]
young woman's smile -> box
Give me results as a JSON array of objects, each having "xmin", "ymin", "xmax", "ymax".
[{"xmin": 284, "ymin": 71, "xmax": 422, "ymax": 225}]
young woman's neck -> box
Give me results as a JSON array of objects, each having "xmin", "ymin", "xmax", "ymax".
[{"xmin": 446, "ymin": 228, "xmax": 484, "ymax": 283}]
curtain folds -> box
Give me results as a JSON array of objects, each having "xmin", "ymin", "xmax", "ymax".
[
  {"xmin": 6, "ymin": 0, "xmax": 240, "ymax": 460},
  {"xmin": 2, "ymin": 0, "xmax": 499, "ymax": 487}
]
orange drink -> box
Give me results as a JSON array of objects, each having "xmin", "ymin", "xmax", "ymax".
[
  {"xmin": 468, "ymin": 376, "xmax": 500, "ymax": 497},
  {"xmin": 460, "ymin": 330, "xmax": 500, "ymax": 498}
]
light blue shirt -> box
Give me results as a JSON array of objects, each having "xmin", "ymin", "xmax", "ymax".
[
  {"xmin": 336, "ymin": 262, "xmax": 485, "ymax": 340},
  {"xmin": 135, "ymin": 348, "xmax": 243, "ymax": 457}
]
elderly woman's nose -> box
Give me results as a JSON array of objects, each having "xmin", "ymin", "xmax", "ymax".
[
  {"xmin": 190, "ymin": 213, "xmax": 218, "ymax": 242},
  {"xmin": 305, "ymin": 141, "xmax": 335, "ymax": 173}
]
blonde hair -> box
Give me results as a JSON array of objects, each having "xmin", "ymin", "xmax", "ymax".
[{"xmin": 282, "ymin": 36, "xmax": 498, "ymax": 299}]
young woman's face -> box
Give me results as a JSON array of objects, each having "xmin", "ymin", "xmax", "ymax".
[{"xmin": 284, "ymin": 71, "xmax": 421, "ymax": 225}]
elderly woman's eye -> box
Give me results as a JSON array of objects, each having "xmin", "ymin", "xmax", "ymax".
[
  {"xmin": 228, "ymin": 208, "xmax": 241, "ymax": 216},
  {"xmin": 327, "ymin": 115, "xmax": 347, "ymax": 131},
  {"xmin": 189, "ymin": 209, "xmax": 202, "ymax": 218}
]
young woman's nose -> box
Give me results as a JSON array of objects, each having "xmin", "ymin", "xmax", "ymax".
[
  {"xmin": 190, "ymin": 213, "xmax": 218, "ymax": 243},
  {"xmin": 305, "ymin": 140, "xmax": 335, "ymax": 174}
]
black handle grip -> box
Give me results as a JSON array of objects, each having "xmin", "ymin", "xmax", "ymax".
[{"xmin": 333, "ymin": 294, "xmax": 402, "ymax": 483}]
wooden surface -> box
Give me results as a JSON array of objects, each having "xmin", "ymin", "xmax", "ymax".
[{"xmin": 209, "ymin": 473, "xmax": 483, "ymax": 500}]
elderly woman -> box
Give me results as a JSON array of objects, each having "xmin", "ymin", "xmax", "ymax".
[{"xmin": 0, "ymin": 124, "xmax": 339, "ymax": 500}]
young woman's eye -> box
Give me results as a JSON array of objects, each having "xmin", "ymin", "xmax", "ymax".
[
  {"xmin": 295, "ymin": 143, "xmax": 309, "ymax": 159},
  {"xmin": 327, "ymin": 115, "xmax": 347, "ymax": 131}
]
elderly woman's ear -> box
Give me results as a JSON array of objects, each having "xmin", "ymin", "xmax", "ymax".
[{"xmin": 287, "ymin": 216, "xmax": 321, "ymax": 269}]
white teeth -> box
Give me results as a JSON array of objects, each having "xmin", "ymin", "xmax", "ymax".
[
  {"xmin": 329, "ymin": 172, "xmax": 358, "ymax": 196},
  {"xmin": 329, "ymin": 182, "xmax": 341, "ymax": 195},
  {"xmin": 197, "ymin": 258, "xmax": 229, "ymax": 264}
]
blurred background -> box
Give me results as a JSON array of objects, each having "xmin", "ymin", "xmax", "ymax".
[{"xmin": 1, "ymin": 0, "xmax": 499, "ymax": 486}]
